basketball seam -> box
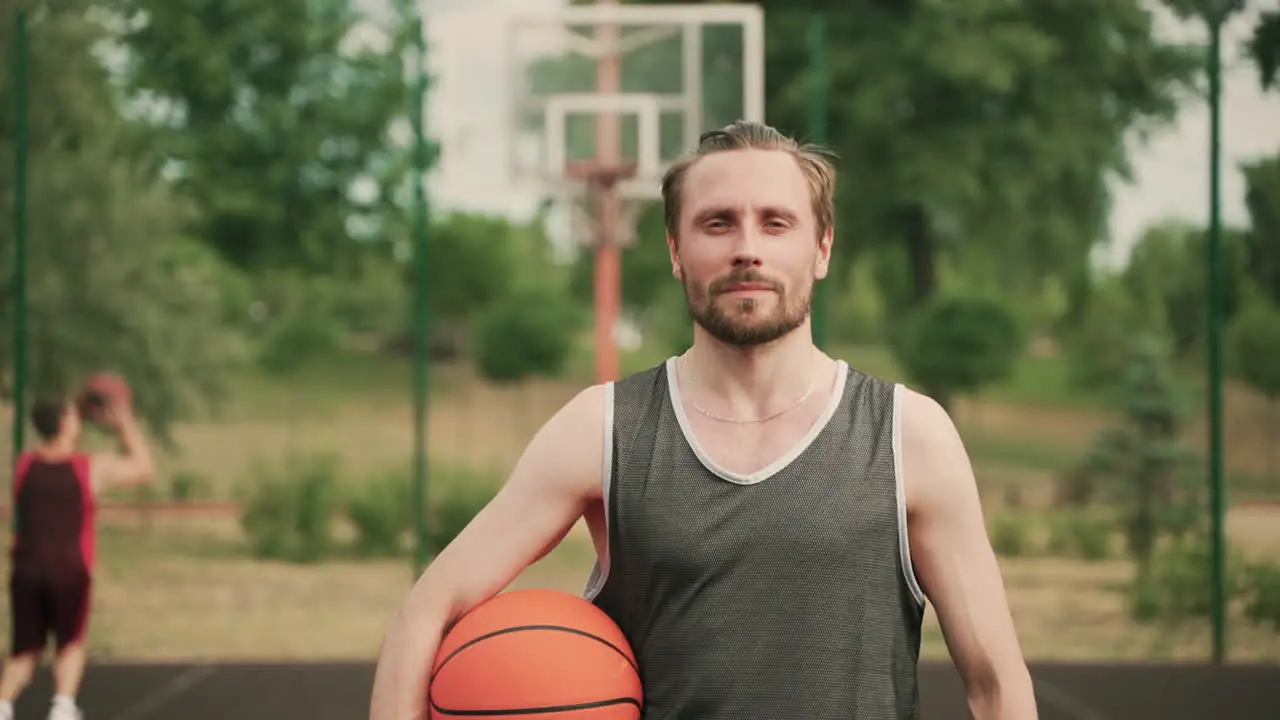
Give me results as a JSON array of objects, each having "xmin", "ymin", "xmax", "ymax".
[
  {"xmin": 430, "ymin": 696, "xmax": 641, "ymax": 717},
  {"xmin": 429, "ymin": 623, "xmax": 640, "ymax": 693}
]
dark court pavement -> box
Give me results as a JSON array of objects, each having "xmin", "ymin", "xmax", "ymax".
[{"xmin": 13, "ymin": 660, "xmax": 1279, "ymax": 719}]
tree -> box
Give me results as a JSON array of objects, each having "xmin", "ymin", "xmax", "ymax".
[
  {"xmin": 1241, "ymin": 155, "xmax": 1280, "ymax": 306},
  {"xmin": 0, "ymin": 3, "xmax": 247, "ymax": 442},
  {"xmin": 1226, "ymin": 297, "xmax": 1280, "ymax": 480},
  {"xmin": 891, "ymin": 294, "xmax": 1025, "ymax": 412},
  {"xmin": 1079, "ymin": 337, "xmax": 1202, "ymax": 567},
  {"xmin": 1122, "ymin": 219, "xmax": 1250, "ymax": 357},
  {"xmin": 118, "ymin": 0, "xmax": 417, "ymax": 274}
]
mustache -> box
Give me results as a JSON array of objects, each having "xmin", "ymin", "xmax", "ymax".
[{"xmin": 709, "ymin": 271, "xmax": 782, "ymax": 295}]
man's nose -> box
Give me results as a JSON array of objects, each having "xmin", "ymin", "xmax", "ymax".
[{"xmin": 731, "ymin": 227, "xmax": 764, "ymax": 268}]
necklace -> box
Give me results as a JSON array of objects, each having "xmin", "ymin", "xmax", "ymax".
[{"xmin": 681, "ymin": 353, "xmax": 819, "ymax": 424}]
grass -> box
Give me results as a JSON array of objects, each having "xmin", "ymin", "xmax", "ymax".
[{"xmin": 0, "ymin": 342, "xmax": 1276, "ymax": 662}]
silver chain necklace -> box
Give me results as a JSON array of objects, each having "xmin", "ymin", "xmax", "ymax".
[{"xmin": 681, "ymin": 353, "xmax": 818, "ymax": 424}]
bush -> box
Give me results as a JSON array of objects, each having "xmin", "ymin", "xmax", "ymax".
[
  {"xmin": 891, "ymin": 294, "xmax": 1025, "ymax": 409},
  {"xmin": 169, "ymin": 470, "xmax": 214, "ymax": 502},
  {"xmin": 1128, "ymin": 536, "xmax": 1240, "ymax": 623},
  {"xmin": 428, "ymin": 467, "xmax": 500, "ymax": 555},
  {"xmin": 1045, "ymin": 510, "xmax": 1113, "ymax": 561},
  {"xmin": 989, "ymin": 512, "xmax": 1033, "ymax": 557},
  {"xmin": 345, "ymin": 468, "xmax": 413, "ymax": 558},
  {"xmin": 473, "ymin": 284, "xmax": 581, "ymax": 383},
  {"xmin": 1241, "ymin": 558, "xmax": 1280, "ymax": 632},
  {"xmin": 238, "ymin": 453, "xmax": 343, "ymax": 563}
]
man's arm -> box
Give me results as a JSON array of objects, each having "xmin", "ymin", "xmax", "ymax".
[
  {"xmin": 901, "ymin": 387, "xmax": 1038, "ymax": 719},
  {"xmin": 369, "ymin": 384, "xmax": 607, "ymax": 720},
  {"xmin": 90, "ymin": 403, "xmax": 155, "ymax": 495}
]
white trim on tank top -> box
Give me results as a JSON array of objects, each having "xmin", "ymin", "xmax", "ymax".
[
  {"xmin": 582, "ymin": 381, "xmax": 614, "ymax": 602},
  {"xmin": 583, "ymin": 366, "xmax": 925, "ymax": 611},
  {"xmin": 667, "ymin": 355, "xmax": 849, "ymax": 485},
  {"xmin": 892, "ymin": 382, "xmax": 927, "ymax": 608}
]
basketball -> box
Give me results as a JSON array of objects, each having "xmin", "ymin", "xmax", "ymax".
[
  {"xmin": 428, "ymin": 589, "xmax": 642, "ymax": 719},
  {"xmin": 78, "ymin": 372, "xmax": 131, "ymax": 423}
]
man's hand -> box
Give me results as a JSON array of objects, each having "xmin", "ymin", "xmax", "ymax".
[{"xmin": 89, "ymin": 400, "xmax": 154, "ymax": 493}]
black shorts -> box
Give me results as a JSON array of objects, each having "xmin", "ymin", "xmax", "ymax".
[{"xmin": 8, "ymin": 568, "xmax": 92, "ymax": 655}]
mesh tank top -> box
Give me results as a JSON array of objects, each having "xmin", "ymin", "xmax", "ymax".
[{"xmin": 586, "ymin": 358, "xmax": 926, "ymax": 720}]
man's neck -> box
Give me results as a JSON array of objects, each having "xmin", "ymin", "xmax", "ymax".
[
  {"xmin": 35, "ymin": 439, "xmax": 75, "ymax": 460},
  {"xmin": 683, "ymin": 326, "xmax": 831, "ymax": 417}
]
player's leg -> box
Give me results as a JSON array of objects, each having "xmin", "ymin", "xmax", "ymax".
[
  {"xmin": 0, "ymin": 572, "xmax": 48, "ymax": 720},
  {"xmin": 46, "ymin": 572, "xmax": 91, "ymax": 720}
]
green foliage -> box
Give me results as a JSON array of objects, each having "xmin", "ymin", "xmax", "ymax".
[
  {"xmin": 1121, "ymin": 220, "xmax": 1250, "ymax": 358},
  {"xmin": 427, "ymin": 468, "xmax": 500, "ymax": 556},
  {"xmin": 1045, "ymin": 510, "xmax": 1113, "ymax": 561},
  {"xmin": 0, "ymin": 6, "xmax": 248, "ymax": 441},
  {"xmin": 1076, "ymin": 338, "xmax": 1202, "ymax": 566},
  {"xmin": 989, "ymin": 512, "xmax": 1032, "ymax": 558},
  {"xmin": 237, "ymin": 453, "xmax": 343, "ymax": 564},
  {"xmin": 891, "ymin": 294, "xmax": 1025, "ymax": 408},
  {"xmin": 1241, "ymin": 558, "xmax": 1280, "ymax": 631},
  {"xmin": 168, "ymin": 470, "xmax": 214, "ymax": 503},
  {"xmin": 1127, "ymin": 534, "xmax": 1246, "ymax": 625},
  {"xmin": 345, "ymin": 469, "xmax": 412, "ymax": 559},
  {"xmin": 1242, "ymin": 155, "xmax": 1280, "ymax": 305},
  {"xmin": 120, "ymin": 0, "xmax": 418, "ymax": 273},
  {"xmin": 1227, "ymin": 297, "xmax": 1280, "ymax": 399},
  {"xmin": 1062, "ymin": 273, "xmax": 1159, "ymax": 393},
  {"xmin": 473, "ymin": 284, "xmax": 582, "ymax": 383}
]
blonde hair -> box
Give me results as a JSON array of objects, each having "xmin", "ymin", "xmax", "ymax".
[{"xmin": 660, "ymin": 120, "xmax": 837, "ymax": 240}]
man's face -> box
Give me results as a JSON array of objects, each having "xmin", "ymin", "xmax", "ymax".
[{"xmin": 668, "ymin": 149, "xmax": 832, "ymax": 347}]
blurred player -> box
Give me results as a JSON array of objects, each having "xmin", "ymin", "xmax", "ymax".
[
  {"xmin": 370, "ymin": 121, "xmax": 1038, "ymax": 719},
  {"xmin": 0, "ymin": 393, "xmax": 154, "ymax": 720}
]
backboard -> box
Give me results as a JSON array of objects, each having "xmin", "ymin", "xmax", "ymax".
[{"xmin": 505, "ymin": 3, "xmax": 765, "ymax": 205}]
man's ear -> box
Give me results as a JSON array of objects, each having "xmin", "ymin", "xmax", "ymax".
[
  {"xmin": 815, "ymin": 226, "xmax": 834, "ymax": 281},
  {"xmin": 668, "ymin": 233, "xmax": 683, "ymax": 280}
]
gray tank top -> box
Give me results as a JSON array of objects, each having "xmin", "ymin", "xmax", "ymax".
[{"xmin": 585, "ymin": 358, "xmax": 925, "ymax": 720}]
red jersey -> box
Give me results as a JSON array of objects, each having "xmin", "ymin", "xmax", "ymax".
[{"xmin": 11, "ymin": 451, "xmax": 97, "ymax": 575}]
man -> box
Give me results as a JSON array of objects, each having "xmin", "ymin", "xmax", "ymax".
[
  {"xmin": 370, "ymin": 121, "xmax": 1038, "ymax": 719},
  {"xmin": 0, "ymin": 392, "xmax": 154, "ymax": 720}
]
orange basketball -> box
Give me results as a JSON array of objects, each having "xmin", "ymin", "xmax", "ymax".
[
  {"xmin": 429, "ymin": 589, "xmax": 642, "ymax": 719},
  {"xmin": 78, "ymin": 372, "xmax": 131, "ymax": 423}
]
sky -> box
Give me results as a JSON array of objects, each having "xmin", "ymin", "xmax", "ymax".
[{"xmin": 417, "ymin": 0, "xmax": 1280, "ymax": 268}]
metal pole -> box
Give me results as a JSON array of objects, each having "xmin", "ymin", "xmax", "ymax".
[
  {"xmin": 593, "ymin": 0, "xmax": 622, "ymax": 383},
  {"xmin": 808, "ymin": 13, "xmax": 828, "ymax": 350},
  {"xmin": 11, "ymin": 10, "xmax": 30, "ymax": 472},
  {"xmin": 1205, "ymin": 12, "xmax": 1227, "ymax": 665},
  {"xmin": 410, "ymin": 15, "xmax": 431, "ymax": 577}
]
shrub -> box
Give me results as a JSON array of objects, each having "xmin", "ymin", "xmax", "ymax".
[
  {"xmin": 169, "ymin": 470, "xmax": 214, "ymax": 502},
  {"xmin": 1241, "ymin": 558, "xmax": 1280, "ymax": 632},
  {"xmin": 891, "ymin": 294, "xmax": 1025, "ymax": 410},
  {"xmin": 1128, "ymin": 535, "xmax": 1240, "ymax": 623},
  {"xmin": 346, "ymin": 468, "xmax": 413, "ymax": 558},
  {"xmin": 428, "ymin": 467, "xmax": 501, "ymax": 556},
  {"xmin": 1045, "ymin": 510, "xmax": 1113, "ymax": 561},
  {"xmin": 472, "ymin": 285, "xmax": 581, "ymax": 383},
  {"xmin": 238, "ymin": 453, "xmax": 343, "ymax": 563},
  {"xmin": 989, "ymin": 512, "xmax": 1033, "ymax": 558}
]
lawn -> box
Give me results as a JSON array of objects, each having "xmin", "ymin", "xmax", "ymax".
[{"xmin": 0, "ymin": 342, "xmax": 1276, "ymax": 663}]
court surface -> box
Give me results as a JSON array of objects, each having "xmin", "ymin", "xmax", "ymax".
[{"xmin": 14, "ymin": 660, "xmax": 1278, "ymax": 719}]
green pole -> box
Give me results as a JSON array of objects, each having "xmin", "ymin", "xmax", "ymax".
[
  {"xmin": 410, "ymin": 15, "xmax": 432, "ymax": 577},
  {"xmin": 1205, "ymin": 10, "xmax": 1227, "ymax": 665},
  {"xmin": 11, "ymin": 10, "xmax": 30, "ymax": 473},
  {"xmin": 808, "ymin": 12, "xmax": 828, "ymax": 350}
]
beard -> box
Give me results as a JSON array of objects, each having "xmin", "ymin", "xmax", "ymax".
[{"xmin": 683, "ymin": 270, "xmax": 812, "ymax": 347}]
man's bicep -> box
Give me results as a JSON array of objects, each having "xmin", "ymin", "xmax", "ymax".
[
  {"xmin": 423, "ymin": 385, "xmax": 606, "ymax": 611},
  {"xmin": 903, "ymin": 390, "xmax": 1026, "ymax": 683}
]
